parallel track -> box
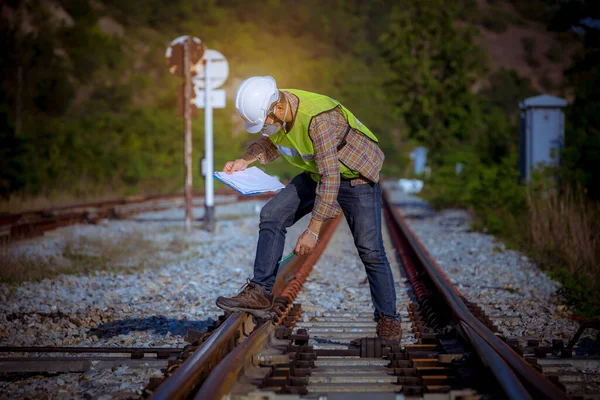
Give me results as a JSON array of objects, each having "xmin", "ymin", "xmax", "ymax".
[
  {"xmin": 0, "ymin": 347, "xmax": 182, "ymax": 375},
  {"xmin": 1, "ymin": 190, "xmax": 274, "ymax": 242}
]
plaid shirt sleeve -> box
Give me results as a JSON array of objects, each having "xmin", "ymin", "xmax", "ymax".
[
  {"xmin": 244, "ymin": 136, "xmax": 280, "ymax": 164},
  {"xmin": 308, "ymin": 109, "xmax": 347, "ymax": 221}
]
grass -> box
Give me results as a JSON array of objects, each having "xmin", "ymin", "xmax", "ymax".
[
  {"xmin": 484, "ymin": 185, "xmax": 600, "ymax": 318},
  {"xmin": 526, "ymin": 184, "xmax": 600, "ymax": 318},
  {"xmin": 0, "ymin": 159, "xmax": 293, "ymax": 215},
  {"xmin": 0, "ymin": 230, "xmax": 168, "ymax": 284},
  {"xmin": 0, "ymin": 184, "xmax": 128, "ymax": 214},
  {"xmin": 422, "ymin": 165, "xmax": 600, "ymax": 319},
  {"xmin": 528, "ymin": 185, "xmax": 599, "ymax": 282},
  {"xmin": 0, "ymin": 208, "xmax": 256, "ymax": 284},
  {"xmin": 0, "ymin": 180, "xmax": 238, "ymax": 214}
]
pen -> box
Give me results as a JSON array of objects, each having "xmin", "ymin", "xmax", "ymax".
[{"xmin": 278, "ymin": 252, "xmax": 295, "ymax": 264}]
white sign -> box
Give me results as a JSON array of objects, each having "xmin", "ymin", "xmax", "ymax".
[
  {"xmin": 193, "ymin": 88, "xmax": 226, "ymax": 109},
  {"xmin": 192, "ymin": 49, "xmax": 229, "ymax": 89}
]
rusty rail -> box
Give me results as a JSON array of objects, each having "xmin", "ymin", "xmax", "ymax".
[
  {"xmin": 381, "ymin": 190, "xmax": 568, "ymax": 400},
  {"xmin": 0, "ymin": 346, "xmax": 181, "ymax": 358},
  {"xmin": 195, "ymin": 216, "xmax": 343, "ymax": 399},
  {"xmin": 149, "ymin": 313, "xmax": 251, "ymax": 399},
  {"xmin": 194, "ymin": 319, "xmax": 275, "ymax": 400},
  {"xmin": 1, "ymin": 190, "xmax": 274, "ymax": 242},
  {"xmin": 149, "ymin": 216, "xmax": 342, "ymax": 399}
]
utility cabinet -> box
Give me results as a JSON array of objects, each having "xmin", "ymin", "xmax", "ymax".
[{"xmin": 519, "ymin": 94, "xmax": 568, "ymax": 181}]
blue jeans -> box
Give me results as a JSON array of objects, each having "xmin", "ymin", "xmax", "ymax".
[{"xmin": 251, "ymin": 172, "xmax": 399, "ymax": 320}]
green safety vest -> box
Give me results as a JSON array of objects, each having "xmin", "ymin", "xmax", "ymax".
[{"xmin": 268, "ymin": 89, "xmax": 379, "ymax": 181}]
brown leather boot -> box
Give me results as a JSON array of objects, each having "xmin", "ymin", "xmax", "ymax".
[
  {"xmin": 376, "ymin": 315, "xmax": 403, "ymax": 341},
  {"xmin": 216, "ymin": 279, "xmax": 274, "ymax": 313}
]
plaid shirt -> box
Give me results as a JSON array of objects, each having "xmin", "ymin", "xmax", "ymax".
[{"xmin": 245, "ymin": 91, "xmax": 385, "ymax": 221}]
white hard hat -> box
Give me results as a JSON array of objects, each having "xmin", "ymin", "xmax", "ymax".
[{"xmin": 235, "ymin": 76, "xmax": 279, "ymax": 133}]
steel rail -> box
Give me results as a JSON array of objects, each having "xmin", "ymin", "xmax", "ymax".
[
  {"xmin": 195, "ymin": 215, "xmax": 342, "ymax": 400},
  {"xmin": 0, "ymin": 193, "xmax": 202, "ymax": 227},
  {"xmin": 2, "ymin": 191, "xmax": 274, "ymax": 241},
  {"xmin": 0, "ymin": 188, "xmax": 259, "ymax": 223},
  {"xmin": 150, "ymin": 216, "xmax": 341, "ymax": 399},
  {"xmin": 149, "ymin": 313, "xmax": 249, "ymax": 399},
  {"xmin": 0, "ymin": 346, "xmax": 181, "ymax": 357},
  {"xmin": 382, "ymin": 190, "xmax": 568, "ymax": 400},
  {"xmin": 0, "ymin": 356, "xmax": 169, "ymax": 374},
  {"xmin": 194, "ymin": 320, "xmax": 274, "ymax": 400},
  {"xmin": 458, "ymin": 321, "xmax": 532, "ymax": 399}
]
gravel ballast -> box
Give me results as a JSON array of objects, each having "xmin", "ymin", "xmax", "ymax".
[
  {"xmin": 1, "ymin": 188, "xmax": 593, "ymax": 398},
  {"xmin": 385, "ymin": 188, "xmax": 581, "ymax": 345}
]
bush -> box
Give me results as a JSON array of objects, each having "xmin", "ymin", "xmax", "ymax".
[
  {"xmin": 1, "ymin": 106, "xmax": 242, "ymax": 198},
  {"xmin": 551, "ymin": 268, "xmax": 600, "ymax": 319},
  {"xmin": 424, "ymin": 152, "xmax": 527, "ymax": 231},
  {"xmin": 481, "ymin": 69, "xmax": 538, "ymax": 119},
  {"xmin": 425, "ymin": 157, "xmax": 600, "ymax": 318}
]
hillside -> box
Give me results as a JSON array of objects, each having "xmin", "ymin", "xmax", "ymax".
[
  {"xmin": 475, "ymin": 0, "xmax": 579, "ymax": 96},
  {"xmin": 0, "ymin": 0, "xmax": 589, "ymax": 209}
]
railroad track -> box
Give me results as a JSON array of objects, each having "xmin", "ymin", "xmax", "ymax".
[
  {"xmin": 0, "ymin": 347, "xmax": 182, "ymax": 375},
  {"xmin": 0, "ymin": 190, "xmax": 274, "ymax": 243},
  {"xmin": 136, "ymin": 187, "xmax": 599, "ymax": 400},
  {"xmin": 2, "ymin": 186, "xmax": 597, "ymax": 399}
]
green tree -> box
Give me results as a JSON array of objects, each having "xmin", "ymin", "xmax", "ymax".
[
  {"xmin": 547, "ymin": 0, "xmax": 600, "ymax": 200},
  {"xmin": 380, "ymin": 1, "xmax": 485, "ymax": 155}
]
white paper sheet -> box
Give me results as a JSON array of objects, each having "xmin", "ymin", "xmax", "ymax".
[{"xmin": 214, "ymin": 167, "xmax": 285, "ymax": 196}]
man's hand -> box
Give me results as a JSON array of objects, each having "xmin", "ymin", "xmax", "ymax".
[
  {"xmin": 224, "ymin": 152, "xmax": 259, "ymax": 174},
  {"xmin": 223, "ymin": 158, "xmax": 249, "ymax": 174},
  {"xmin": 294, "ymin": 230, "xmax": 318, "ymax": 255}
]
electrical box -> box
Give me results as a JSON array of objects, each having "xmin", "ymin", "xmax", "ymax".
[{"xmin": 518, "ymin": 94, "xmax": 568, "ymax": 182}]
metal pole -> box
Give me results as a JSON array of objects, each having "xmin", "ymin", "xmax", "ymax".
[
  {"xmin": 183, "ymin": 37, "xmax": 193, "ymax": 233},
  {"xmin": 204, "ymin": 57, "xmax": 215, "ymax": 232}
]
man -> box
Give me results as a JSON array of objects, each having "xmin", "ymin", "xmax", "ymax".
[{"xmin": 215, "ymin": 76, "xmax": 402, "ymax": 341}]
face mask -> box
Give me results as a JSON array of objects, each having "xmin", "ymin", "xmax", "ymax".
[
  {"xmin": 261, "ymin": 101, "xmax": 288, "ymax": 137},
  {"xmin": 261, "ymin": 123, "xmax": 281, "ymax": 137}
]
